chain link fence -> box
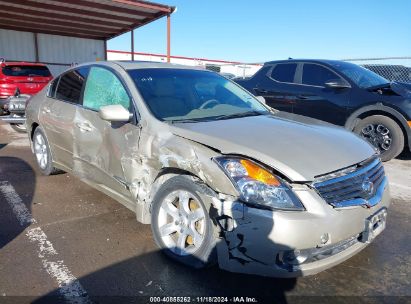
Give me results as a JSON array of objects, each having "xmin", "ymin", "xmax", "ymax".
[
  {"xmin": 107, "ymin": 51, "xmax": 411, "ymax": 82},
  {"xmin": 204, "ymin": 63, "xmax": 262, "ymax": 79},
  {"xmin": 343, "ymin": 57, "xmax": 411, "ymax": 83}
]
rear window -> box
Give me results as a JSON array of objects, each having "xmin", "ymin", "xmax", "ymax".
[
  {"xmin": 2, "ymin": 65, "xmax": 51, "ymax": 77},
  {"xmin": 270, "ymin": 63, "xmax": 297, "ymax": 83},
  {"xmin": 55, "ymin": 68, "xmax": 88, "ymax": 104}
]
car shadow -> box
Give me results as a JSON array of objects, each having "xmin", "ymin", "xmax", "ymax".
[
  {"xmin": 0, "ymin": 156, "xmax": 36, "ymax": 248},
  {"xmin": 34, "ymin": 199, "xmax": 298, "ymax": 303},
  {"xmin": 397, "ymin": 149, "xmax": 411, "ymax": 160},
  {"xmin": 34, "ymin": 249, "xmax": 297, "ymax": 304}
]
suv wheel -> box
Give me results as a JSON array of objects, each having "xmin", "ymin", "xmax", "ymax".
[
  {"xmin": 33, "ymin": 127, "xmax": 60, "ymax": 175},
  {"xmin": 151, "ymin": 176, "xmax": 217, "ymax": 268},
  {"xmin": 354, "ymin": 115, "xmax": 404, "ymax": 161}
]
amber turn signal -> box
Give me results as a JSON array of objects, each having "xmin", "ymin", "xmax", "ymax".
[{"xmin": 240, "ymin": 159, "xmax": 281, "ymax": 186}]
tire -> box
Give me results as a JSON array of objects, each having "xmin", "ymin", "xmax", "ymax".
[
  {"xmin": 354, "ymin": 115, "xmax": 404, "ymax": 161},
  {"xmin": 32, "ymin": 127, "xmax": 60, "ymax": 175},
  {"xmin": 151, "ymin": 175, "xmax": 217, "ymax": 268},
  {"xmin": 10, "ymin": 123, "xmax": 27, "ymax": 133}
]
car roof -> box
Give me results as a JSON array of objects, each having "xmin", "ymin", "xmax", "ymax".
[
  {"xmin": 112, "ymin": 60, "xmax": 206, "ymax": 71},
  {"xmin": 264, "ymin": 59, "xmax": 345, "ymax": 66},
  {"xmin": 56, "ymin": 61, "xmax": 212, "ymax": 79}
]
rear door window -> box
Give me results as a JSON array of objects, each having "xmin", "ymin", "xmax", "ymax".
[
  {"xmin": 302, "ymin": 64, "xmax": 341, "ymax": 87},
  {"xmin": 270, "ymin": 63, "xmax": 297, "ymax": 83},
  {"xmin": 55, "ymin": 68, "xmax": 89, "ymax": 104},
  {"xmin": 82, "ymin": 67, "xmax": 130, "ymax": 111},
  {"xmin": 2, "ymin": 65, "xmax": 51, "ymax": 77}
]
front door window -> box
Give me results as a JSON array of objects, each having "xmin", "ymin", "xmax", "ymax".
[{"xmin": 83, "ymin": 67, "xmax": 130, "ymax": 111}]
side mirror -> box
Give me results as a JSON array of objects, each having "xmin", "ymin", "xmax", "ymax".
[
  {"xmin": 256, "ymin": 96, "xmax": 266, "ymax": 104},
  {"xmin": 325, "ymin": 79, "xmax": 351, "ymax": 89},
  {"xmin": 99, "ymin": 105, "xmax": 131, "ymax": 122}
]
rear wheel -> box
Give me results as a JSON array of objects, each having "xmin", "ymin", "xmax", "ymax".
[
  {"xmin": 354, "ymin": 115, "xmax": 404, "ymax": 161},
  {"xmin": 33, "ymin": 127, "xmax": 60, "ymax": 175},
  {"xmin": 151, "ymin": 176, "xmax": 217, "ymax": 268}
]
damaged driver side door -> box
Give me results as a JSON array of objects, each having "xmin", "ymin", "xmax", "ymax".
[{"xmin": 73, "ymin": 66, "xmax": 141, "ymax": 206}]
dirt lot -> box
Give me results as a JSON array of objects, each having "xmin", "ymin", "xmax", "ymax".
[{"xmin": 0, "ymin": 122, "xmax": 410, "ymax": 303}]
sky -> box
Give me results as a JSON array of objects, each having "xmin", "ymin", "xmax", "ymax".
[{"xmin": 107, "ymin": 0, "xmax": 411, "ymax": 63}]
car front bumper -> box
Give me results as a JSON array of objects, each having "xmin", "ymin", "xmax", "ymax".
[{"xmin": 214, "ymin": 182, "xmax": 391, "ymax": 278}]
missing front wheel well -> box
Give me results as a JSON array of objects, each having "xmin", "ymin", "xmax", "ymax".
[{"xmin": 30, "ymin": 122, "xmax": 39, "ymax": 140}]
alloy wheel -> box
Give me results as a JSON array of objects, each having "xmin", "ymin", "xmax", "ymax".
[
  {"xmin": 34, "ymin": 132, "xmax": 48, "ymax": 169},
  {"xmin": 361, "ymin": 124, "xmax": 392, "ymax": 151},
  {"xmin": 157, "ymin": 190, "xmax": 206, "ymax": 256}
]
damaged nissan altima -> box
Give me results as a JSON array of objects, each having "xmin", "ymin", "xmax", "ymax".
[{"xmin": 25, "ymin": 61, "xmax": 390, "ymax": 277}]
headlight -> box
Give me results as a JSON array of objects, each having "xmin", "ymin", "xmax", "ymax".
[{"xmin": 215, "ymin": 157, "xmax": 305, "ymax": 211}]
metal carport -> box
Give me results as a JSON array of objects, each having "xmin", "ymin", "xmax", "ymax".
[{"xmin": 0, "ymin": 0, "xmax": 175, "ymax": 75}]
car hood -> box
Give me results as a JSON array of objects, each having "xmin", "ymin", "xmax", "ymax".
[{"xmin": 170, "ymin": 114, "xmax": 375, "ymax": 182}]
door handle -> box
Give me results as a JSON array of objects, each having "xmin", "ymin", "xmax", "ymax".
[
  {"xmin": 296, "ymin": 95, "xmax": 309, "ymax": 100},
  {"xmin": 76, "ymin": 121, "xmax": 93, "ymax": 132}
]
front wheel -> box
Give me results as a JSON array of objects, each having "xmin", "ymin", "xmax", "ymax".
[
  {"xmin": 151, "ymin": 176, "xmax": 217, "ymax": 268},
  {"xmin": 354, "ymin": 115, "xmax": 404, "ymax": 161}
]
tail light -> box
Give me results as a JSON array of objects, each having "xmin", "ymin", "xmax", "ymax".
[{"xmin": 0, "ymin": 77, "xmax": 15, "ymax": 84}]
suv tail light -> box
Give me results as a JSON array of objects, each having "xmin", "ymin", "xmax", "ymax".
[{"xmin": 0, "ymin": 76, "xmax": 14, "ymax": 84}]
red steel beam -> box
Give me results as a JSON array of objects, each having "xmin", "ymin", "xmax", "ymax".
[
  {"xmin": 0, "ymin": 4, "xmax": 129, "ymax": 28},
  {"xmin": 8, "ymin": 0, "xmax": 139, "ymax": 23},
  {"xmin": 131, "ymin": 30, "xmax": 135, "ymax": 61},
  {"xmin": 113, "ymin": 0, "xmax": 173, "ymax": 13},
  {"xmin": 167, "ymin": 14, "xmax": 171, "ymax": 62},
  {"xmin": 51, "ymin": 0, "xmax": 157, "ymax": 18}
]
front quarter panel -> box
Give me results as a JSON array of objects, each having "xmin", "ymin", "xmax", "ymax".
[{"xmin": 126, "ymin": 119, "xmax": 239, "ymax": 223}]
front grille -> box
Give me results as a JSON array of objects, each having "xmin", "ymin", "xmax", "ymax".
[{"xmin": 313, "ymin": 157, "xmax": 386, "ymax": 208}]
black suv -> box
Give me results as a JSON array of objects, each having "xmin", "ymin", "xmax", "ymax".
[{"xmin": 235, "ymin": 59, "xmax": 411, "ymax": 161}]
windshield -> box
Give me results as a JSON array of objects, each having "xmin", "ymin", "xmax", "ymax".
[
  {"xmin": 2, "ymin": 65, "xmax": 51, "ymax": 77},
  {"xmin": 329, "ymin": 61, "xmax": 389, "ymax": 89},
  {"xmin": 128, "ymin": 68, "xmax": 269, "ymax": 122}
]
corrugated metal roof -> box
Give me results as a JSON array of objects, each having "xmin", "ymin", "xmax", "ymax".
[{"xmin": 0, "ymin": 0, "xmax": 175, "ymax": 40}]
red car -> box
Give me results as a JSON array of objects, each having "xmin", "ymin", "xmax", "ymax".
[{"xmin": 0, "ymin": 60, "xmax": 53, "ymax": 114}]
